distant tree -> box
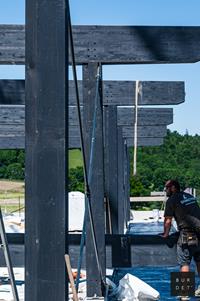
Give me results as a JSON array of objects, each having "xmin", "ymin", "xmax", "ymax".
[
  {"xmin": 185, "ymin": 129, "xmax": 189, "ymax": 136},
  {"xmin": 6, "ymin": 163, "xmax": 24, "ymax": 180},
  {"xmin": 68, "ymin": 166, "xmax": 84, "ymax": 192}
]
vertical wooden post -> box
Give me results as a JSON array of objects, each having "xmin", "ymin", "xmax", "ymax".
[
  {"xmin": 117, "ymin": 127, "xmax": 125, "ymax": 234},
  {"xmin": 104, "ymin": 106, "xmax": 118, "ymax": 234},
  {"xmin": 25, "ymin": 1, "xmax": 68, "ymax": 300},
  {"xmin": 82, "ymin": 63, "xmax": 105, "ymax": 297},
  {"xmin": 124, "ymin": 140, "xmax": 130, "ymax": 227}
]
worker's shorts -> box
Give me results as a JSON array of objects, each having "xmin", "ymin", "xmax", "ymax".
[{"xmin": 177, "ymin": 240, "xmax": 200, "ymax": 266}]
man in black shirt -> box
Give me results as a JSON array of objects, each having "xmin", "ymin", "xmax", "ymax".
[{"xmin": 162, "ymin": 179, "xmax": 200, "ymax": 297}]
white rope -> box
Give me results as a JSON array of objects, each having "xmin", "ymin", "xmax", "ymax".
[{"xmin": 133, "ymin": 80, "xmax": 140, "ymax": 176}]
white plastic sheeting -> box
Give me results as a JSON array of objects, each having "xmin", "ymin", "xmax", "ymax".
[
  {"xmin": 68, "ymin": 191, "xmax": 85, "ymax": 232},
  {"xmin": 110, "ymin": 273, "xmax": 160, "ymax": 301}
]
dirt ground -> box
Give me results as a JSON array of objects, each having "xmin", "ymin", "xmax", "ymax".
[{"xmin": 0, "ymin": 180, "xmax": 24, "ymax": 192}]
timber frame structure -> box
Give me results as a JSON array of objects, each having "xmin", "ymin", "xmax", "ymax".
[{"xmin": 1, "ymin": 1, "xmax": 200, "ymax": 300}]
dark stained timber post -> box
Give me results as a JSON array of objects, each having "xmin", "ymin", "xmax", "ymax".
[
  {"xmin": 25, "ymin": 1, "xmax": 68, "ymax": 301},
  {"xmin": 82, "ymin": 63, "xmax": 106, "ymax": 297},
  {"xmin": 104, "ymin": 106, "xmax": 119, "ymax": 234},
  {"xmin": 124, "ymin": 140, "xmax": 130, "ymax": 227},
  {"xmin": 117, "ymin": 127, "xmax": 126, "ymax": 234}
]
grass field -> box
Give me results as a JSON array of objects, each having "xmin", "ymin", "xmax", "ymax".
[
  {"xmin": 0, "ymin": 180, "xmax": 24, "ymax": 192},
  {"xmin": 69, "ymin": 149, "xmax": 83, "ymax": 169},
  {"xmin": 0, "ymin": 204, "xmax": 24, "ymax": 214},
  {"xmin": 0, "ymin": 180, "xmax": 24, "ymax": 213},
  {"xmin": 0, "ymin": 150, "xmax": 82, "ymax": 208}
]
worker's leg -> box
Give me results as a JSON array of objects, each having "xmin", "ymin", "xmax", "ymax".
[
  {"xmin": 193, "ymin": 249, "xmax": 200, "ymax": 296},
  {"xmin": 196, "ymin": 261, "xmax": 200, "ymax": 276},
  {"xmin": 177, "ymin": 243, "xmax": 191, "ymax": 272},
  {"xmin": 177, "ymin": 244, "xmax": 192, "ymax": 300}
]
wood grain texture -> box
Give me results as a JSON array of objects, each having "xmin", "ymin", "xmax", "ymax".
[
  {"xmin": 0, "ymin": 124, "xmax": 166, "ymax": 138},
  {"xmin": 1, "ymin": 25, "xmax": 200, "ymax": 64},
  {"xmin": 0, "ymin": 136, "xmax": 165, "ymax": 149},
  {"xmin": 0, "ymin": 106, "xmax": 173, "ymax": 126},
  {"xmin": 25, "ymin": 0, "xmax": 68, "ymax": 300},
  {"xmin": 0, "ymin": 80, "xmax": 185, "ymax": 105}
]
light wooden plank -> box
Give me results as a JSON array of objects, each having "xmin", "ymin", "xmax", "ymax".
[
  {"xmin": 130, "ymin": 196, "xmax": 165, "ymax": 202},
  {"xmin": 0, "ymin": 80, "xmax": 185, "ymax": 105},
  {"xmin": 1, "ymin": 25, "xmax": 200, "ymax": 64}
]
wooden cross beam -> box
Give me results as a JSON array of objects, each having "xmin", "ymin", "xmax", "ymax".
[
  {"xmin": 0, "ymin": 136, "xmax": 165, "ymax": 149},
  {"xmin": 0, "ymin": 79, "xmax": 185, "ymax": 105},
  {"xmin": 0, "ymin": 106, "xmax": 173, "ymax": 126},
  {"xmin": 1, "ymin": 25, "xmax": 200, "ymax": 64},
  {"xmin": 0, "ymin": 106, "xmax": 172, "ymax": 149},
  {"xmin": 69, "ymin": 125, "xmax": 167, "ymax": 138},
  {"xmin": 0, "ymin": 124, "xmax": 167, "ymax": 138}
]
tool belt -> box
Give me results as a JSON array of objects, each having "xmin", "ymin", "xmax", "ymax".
[{"xmin": 180, "ymin": 230, "xmax": 198, "ymax": 247}]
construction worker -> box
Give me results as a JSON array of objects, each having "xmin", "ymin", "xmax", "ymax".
[{"xmin": 161, "ymin": 179, "xmax": 200, "ymax": 299}]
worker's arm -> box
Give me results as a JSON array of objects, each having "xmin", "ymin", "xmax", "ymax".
[{"xmin": 162, "ymin": 216, "xmax": 173, "ymax": 238}]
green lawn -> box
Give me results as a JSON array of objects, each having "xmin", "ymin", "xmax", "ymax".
[
  {"xmin": 68, "ymin": 149, "xmax": 83, "ymax": 169},
  {"xmin": 0, "ymin": 204, "xmax": 24, "ymax": 214},
  {"xmin": 0, "ymin": 192, "xmax": 24, "ymax": 200}
]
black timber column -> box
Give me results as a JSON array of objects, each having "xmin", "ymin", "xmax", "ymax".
[
  {"xmin": 124, "ymin": 140, "xmax": 130, "ymax": 227},
  {"xmin": 83, "ymin": 63, "xmax": 105, "ymax": 297},
  {"xmin": 118, "ymin": 127, "xmax": 125, "ymax": 234},
  {"xmin": 25, "ymin": 1, "xmax": 68, "ymax": 301},
  {"xmin": 104, "ymin": 106, "xmax": 118, "ymax": 234}
]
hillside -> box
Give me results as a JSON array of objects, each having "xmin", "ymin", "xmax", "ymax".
[{"xmin": 1, "ymin": 131, "xmax": 200, "ymax": 199}]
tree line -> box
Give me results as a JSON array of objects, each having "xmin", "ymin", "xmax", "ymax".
[
  {"xmin": 69, "ymin": 130, "xmax": 200, "ymax": 199},
  {"xmin": 1, "ymin": 131, "xmax": 200, "ymax": 200}
]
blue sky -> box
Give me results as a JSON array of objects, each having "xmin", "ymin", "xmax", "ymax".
[{"xmin": 1, "ymin": 0, "xmax": 200, "ymax": 135}]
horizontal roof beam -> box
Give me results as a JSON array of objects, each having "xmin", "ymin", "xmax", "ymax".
[
  {"xmin": 1, "ymin": 25, "xmax": 200, "ymax": 64},
  {"xmin": 122, "ymin": 125, "xmax": 167, "ymax": 138},
  {"xmin": 0, "ymin": 136, "xmax": 164, "ymax": 149},
  {"xmin": 0, "ymin": 125, "xmax": 167, "ymax": 139},
  {"xmin": 126, "ymin": 137, "xmax": 164, "ymax": 147},
  {"xmin": 0, "ymin": 80, "xmax": 185, "ymax": 106},
  {"xmin": 2, "ymin": 233, "xmax": 178, "ymax": 247},
  {"xmin": 0, "ymin": 106, "xmax": 173, "ymax": 126}
]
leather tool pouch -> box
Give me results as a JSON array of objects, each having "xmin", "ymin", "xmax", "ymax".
[{"xmin": 181, "ymin": 231, "xmax": 198, "ymax": 246}]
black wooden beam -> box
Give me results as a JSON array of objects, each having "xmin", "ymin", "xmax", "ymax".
[
  {"xmin": 70, "ymin": 137, "xmax": 166, "ymax": 148},
  {"xmin": 104, "ymin": 106, "xmax": 119, "ymax": 234},
  {"xmin": 123, "ymin": 125, "xmax": 167, "ymax": 137},
  {"xmin": 3, "ymin": 233, "xmax": 178, "ymax": 247},
  {"xmin": 117, "ymin": 129, "xmax": 127, "ymax": 234},
  {"xmin": 0, "ymin": 106, "xmax": 173, "ymax": 126},
  {"xmin": 0, "ymin": 136, "xmax": 165, "ymax": 149},
  {"xmin": 83, "ymin": 63, "xmax": 105, "ymax": 297},
  {"xmin": 123, "ymin": 140, "xmax": 130, "ymax": 228},
  {"xmin": 127, "ymin": 137, "xmax": 164, "ymax": 147},
  {"xmin": 118, "ymin": 107, "xmax": 173, "ymax": 126},
  {"xmin": 0, "ymin": 79, "xmax": 185, "ymax": 105},
  {"xmin": 25, "ymin": 1, "xmax": 68, "ymax": 300},
  {"xmin": 1, "ymin": 25, "xmax": 200, "ymax": 64},
  {"xmin": 0, "ymin": 124, "xmax": 167, "ymax": 139}
]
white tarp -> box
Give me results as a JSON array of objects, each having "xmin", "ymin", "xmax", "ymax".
[
  {"xmin": 114, "ymin": 273, "xmax": 160, "ymax": 301},
  {"xmin": 68, "ymin": 191, "xmax": 85, "ymax": 232}
]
